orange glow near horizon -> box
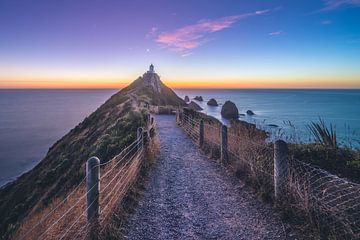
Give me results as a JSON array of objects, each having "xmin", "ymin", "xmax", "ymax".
[
  {"xmin": 164, "ymin": 77, "xmax": 360, "ymax": 89},
  {"xmin": 0, "ymin": 77, "xmax": 129, "ymax": 89},
  {"xmin": 1, "ymin": 76, "xmax": 359, "ymax": 89}
]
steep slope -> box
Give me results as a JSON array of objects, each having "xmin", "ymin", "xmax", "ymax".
[
  {"xmin": 0, "ymin": 68, "xmax": 185, "ymax": 239},
  {"xmin": 122, "ymin": 71, "xmax": 186, "ymax": 107}
]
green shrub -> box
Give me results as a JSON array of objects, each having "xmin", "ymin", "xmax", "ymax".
[{"xmin": 307, "ymin": 118, "xmax": 337, "ymax": 148}]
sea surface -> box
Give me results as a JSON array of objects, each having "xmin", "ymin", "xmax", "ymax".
[
  {"xmin": 0, "ymin": 89, "xmax": 117, "ymax": 186},
  {"xmin": 174, "ymin": 89, "xmax": 360, "ymax": 145},
  {"xmin": 0, "ymin": 89, "xmax": 359, "ymax": 187}
]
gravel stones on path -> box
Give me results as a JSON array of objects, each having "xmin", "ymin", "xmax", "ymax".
[{"xmin": 124, "ymin": 115, "xmax": 298, "ymax": 240}]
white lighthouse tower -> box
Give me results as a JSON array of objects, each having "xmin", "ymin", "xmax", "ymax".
[{"xmin": 148, "ymin": 64, "xmax": 155, "ymax": 73}]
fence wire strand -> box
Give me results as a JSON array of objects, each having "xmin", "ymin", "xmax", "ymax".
[
  {"xmin": 17, "ymin": 119, "xmax": 154, "ymax": 240},
  {"xmin": 288, "ymin": 157, "xmax": 360, "ymax": 238},
  {"xmin": 178, "ymin": 111, "xmax": 360, "ymax": 239}
]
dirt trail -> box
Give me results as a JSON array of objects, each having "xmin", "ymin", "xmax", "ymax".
[{"xmin": 124, "ymin": 115, "xmax": 298, "ymax": 240}]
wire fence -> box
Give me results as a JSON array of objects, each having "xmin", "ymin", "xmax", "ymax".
[
  {"xmin": 15, "ymin": 115, "xmax": 156, "ymax": 240},
  {"xmin": 287, "ymin": 157, "xmax": 360, "ymax": 238},
  {"xmin": 177, "ymin": 110, "xmax": 360, "ymax": 239},
  {"xmin": 180, "ymin": 114, "xmax": 200, "ymax": 142}
]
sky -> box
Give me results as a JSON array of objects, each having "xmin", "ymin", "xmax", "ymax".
[{"xmin": 0, "ymin": 0, "xmax": 360, "ymax": 88}]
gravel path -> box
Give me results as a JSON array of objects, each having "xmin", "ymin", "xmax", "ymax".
[{"xmin": 124, "ymin": 115, "xmax": 297, "ymax": 240}]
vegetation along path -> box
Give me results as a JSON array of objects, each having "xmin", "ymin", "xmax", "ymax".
[{"xmin": 124, "ymin": 115, "xmax": 297, "ymax": 240}]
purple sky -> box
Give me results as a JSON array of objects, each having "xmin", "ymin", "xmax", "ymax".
[{"xmin": 0, "ymin": 0, "xmax": 359, "ymax": 88}]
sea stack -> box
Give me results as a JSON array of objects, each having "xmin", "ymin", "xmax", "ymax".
[
  {"xmin": 221, "ymin": 101, "xmax": 239, "ymax": 119},
  {"xmin": 184, "ymin": 96, "xmax": 190, "ymax": 102},
  {"xmin": 194, "ymin": 96, "xmax": 203, "ymax": 101},
  {"xmin": 246, "ymin": 110, "xmax": 255, "ymax": 116},
  {"xmin": 207, "ymin": 98, "xmax": 218, "ymax": 106}
]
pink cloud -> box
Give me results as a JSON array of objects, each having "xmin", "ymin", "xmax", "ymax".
[
  {"xmin": 321, "ymin": 0, "xmax": 360, "ymax": 11},
  {"xmin": 155, "ymin": 10, "xmax": 269, "ymax": 52}
]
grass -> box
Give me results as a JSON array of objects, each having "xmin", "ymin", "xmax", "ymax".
[
  {"xmin": 0, "ymin": 92, "xmax": 147, "ymax": 239},
  {"xmin": 100, "ymin": 132, "xmax": 160, "ymax": 239},
  {"xmin": 180, "ymin": 108, "xmax": 360, "ymax": 239},
  {"xmin": 307, "ymin": 118, "xmax": 337, "ymax": 148},
  {"xmin": 11, "ymin": 114, "xmax": 159, "ymax": 240},
  {"xmin": 181, "ymin": 109, "xmax": 274, "ymax": 201},
  {"xmin": 289, "ymin": 143, "xmax": 360, "ymax": 183},
  {"xmin": 0, "ymin": 72, "xmax": 179, "ymax": 239}
]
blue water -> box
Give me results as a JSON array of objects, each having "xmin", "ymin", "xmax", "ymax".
[
  {"xmin": 0, "ymin": 89, "xmax": 359, "ymax": 187},
  {"xmin": 174, "ymin": 89, "xmax": 360, "ymax": 145},
  {"xmin": 0, "ymin": 89, "xmax": 117, "ymax": 186}
]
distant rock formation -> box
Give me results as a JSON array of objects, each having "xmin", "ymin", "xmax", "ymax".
[
  {"xmin": 221, "ymin": 101, "xmax": 239, "ymax": 119},
  {"xmin": 188, "ymin": 101, "xmax": 203, "ymax": 111},
  {"xmin": 246, "ymin": 110, "xmax": 255, "ymax": 116},
  {"xmin": 207, "ymin": 98, "xmax": 218, "ymax": 106},
  {"xmin": 194, "ymin": 96, "xmax": 203, "ymax": 101},
  {"xmin": 184, "ymin": 96, "xmax": 190, "ymax": 102}
]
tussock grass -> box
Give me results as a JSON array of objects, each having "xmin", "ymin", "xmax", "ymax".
[
  {"xmin": 12, "ymin": 130, "xmax": 159, "ymax": 240},
  {"xmin": 307, "ymin": 118, "xmax": 337, "ymax": 148},
  {"xmin": 180, "ymin": 109, "xmax": 360, "ymax": 239}
]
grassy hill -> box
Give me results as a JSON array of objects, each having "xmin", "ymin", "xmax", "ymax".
[{"xmin": 0, "ymin": 70, "xmax": 185, "ymax": 239}]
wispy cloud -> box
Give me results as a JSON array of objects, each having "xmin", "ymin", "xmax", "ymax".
[
  {"xmin": 154, "ymin": 10, "xmax": 270, "ymax": 53},
  {"xmin": 181, "ymin": 52, "xmax": 193, "ymax": 58},
  {"xmin": 320, "ymin": 0, "xmax": 360, "ymax": 11},
  {"xmin": 269, "ymin": 31, "xmax": 283, "ymax": 36}
]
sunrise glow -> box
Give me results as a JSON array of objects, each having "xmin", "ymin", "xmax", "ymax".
[{"xmin": 1, "ymin": 0, "xmax": 359, "ymax": 89}]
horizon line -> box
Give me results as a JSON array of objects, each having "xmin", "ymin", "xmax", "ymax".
[{"xmin": 1, "ymin": 87, "xmax": 360, "ymax": 90}]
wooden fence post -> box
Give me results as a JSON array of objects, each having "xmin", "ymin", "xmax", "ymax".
[
  {"xmin": 176, "ymin": 110, "xmax": 180, "ymax": 124},
  {"xmin": 137, "ymin": 127, "xmax": 143, "ymax": 151},
  {"xmin": 199, "ymin": 119, "xmax": 204, "ymax": 147},
  {"xmin": 147, "ymin": 113, "xmax": 151, "ymax": 124},
  {"xmin": 86, "ymin": 157, "xmax": 100, "ymax": 239},
  {"xmin": 179, "ymin": 112, "xmax": 183, "ymax": 124},
  {"xmin": 221, "ymin": 124, "xmax": 228, "ymax": 163},
  {"xmin": 274, "ymin": 140, "xmax": 288, "ymax": 202},
  {"xmin": 143, "ymin": 130, "xmax": 149, "ymax": 145}
]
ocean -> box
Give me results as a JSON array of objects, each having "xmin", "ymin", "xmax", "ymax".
[
  {"xmin": 0, "ymin": 89, "xmax": 117, "ymax": 186},
  {"xmin": 0, "ymin": 89, "xmax": 359, "ymax": 186}
]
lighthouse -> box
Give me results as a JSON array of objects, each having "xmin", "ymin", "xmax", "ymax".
[{"xmin": 149, "ymin": 64, "xmax": 155, "ymax": 73}]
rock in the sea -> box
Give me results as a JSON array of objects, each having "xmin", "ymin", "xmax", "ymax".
[
  {"xmin": 184, "ymin": 96, "xmax": 190, "ymax": 102},
  {"xmin": 194, "ymin": 96, "xmax": 203, "ymax": 101},
  {"xmin": 239, "ymin": 113, "xmax": 246, "ymax": 117},
  {"xmin": 221, "ymin": 101, "xmax": 239, "ymax": 119},
  {"xmin": 246, "ymin": 110, "xmax": 255, "ymax": 116},
  {"xmin": 207, "ymin": 98, "xmax": 218, "ymax": 106},
  {"xmin": 268, "ymin": 124, "xmax": 279, "ymax": 128},
  {"xmin": 188, "ymin": 101, "xmax": 203, "ymax": 111}
]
